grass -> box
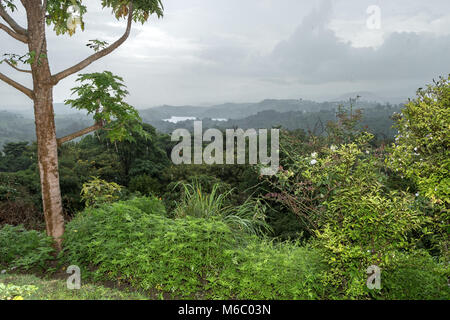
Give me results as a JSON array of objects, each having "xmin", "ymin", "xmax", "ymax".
[{"xmin": 0, "ymin": 273, "xmax": 149, "ymax": 300}]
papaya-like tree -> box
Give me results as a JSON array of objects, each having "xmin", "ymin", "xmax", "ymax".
[{"xmin": 0, "ymin": 0, "xmax": 164, "ymax": 248}]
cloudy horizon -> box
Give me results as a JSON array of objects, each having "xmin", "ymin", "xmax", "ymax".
[{"xmin": 1, "ymin": 0, "xmax": 449, "ymax": 110}]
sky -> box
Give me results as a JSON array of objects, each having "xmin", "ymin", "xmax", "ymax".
[{"xmin": 1, "ymin": 0, "xmax": 450, "ymax": 110}]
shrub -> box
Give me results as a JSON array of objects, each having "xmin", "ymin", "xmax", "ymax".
[
  {"xmin": 389, "ymin": 75, "xmax": 450, "ymax": 206},
  {"xmin": 80, "ymin": 177, "xmax": 123, "ymax": 207},
  {"xmin": 213, "ymin": 240, "xmax": 328, "ymax": 299},
  {"xmin": 376, "ymin": 250, "xmax": 450, "ymax": 300},
  {"xmin": 270, "ymin": 133, "xmax": 429, "ymax": 298},
  {"xmin": 129, "ymin": 175, "xmax": 161, "ymax": 196},
  {"xmin": 123, "ymin": 196, "xmax": 166, "ymax": 216},
  {"xmin": 388, "ymin": 75, "xmax": 450, "ymax": 258},
  {"xmin": 61, "ymin": 197, "xmax": 239, "ymax": 298},
  {"xmin": 0, "ymin": 225, "xmax": 54, "ymax": 270}
]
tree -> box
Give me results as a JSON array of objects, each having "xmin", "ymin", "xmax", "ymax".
[{"xmin": 0, "ymin": 0, "xmax": 164, "ymax": 248}]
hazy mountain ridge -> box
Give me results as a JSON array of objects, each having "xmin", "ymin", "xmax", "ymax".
[{"xmin": 0, "ymin": 98, "xmax": 402, "ymax": 149}]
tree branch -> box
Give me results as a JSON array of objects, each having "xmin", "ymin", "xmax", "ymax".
[
  {"xmin": 3, "ymin": 59, "xmax": 31, "ymax": 73},
  {"xmin": 0, "ymin": 22, "xmax": 27, "ymax": 42},
  {"xmin": 57, "ymin": 122, "xmax": 103, "ymax": 146},
  {"xmin": 0, "ymin": 2, "xmax": 27, "ymax": 36},
  {"xmin": 0, "ymin": 71, "xmax": 33, "ymax": 99},
  {"xmin": 52, "ymin": 2, "xmax": 134, "ymax": 84}
]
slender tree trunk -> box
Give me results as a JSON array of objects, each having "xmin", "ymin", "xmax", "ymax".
[
  {"xmin": 26, "ymin": 1, "xmax": 65, "ymax": 249},
  {"xmin": 34, "ymin": 86, "xmax": 65, "ymax": 248}
]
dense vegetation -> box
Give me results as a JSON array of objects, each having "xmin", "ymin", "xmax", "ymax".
[{"xmin": 0, "ymin": 77, "xmax": 449, "ymax": 300}]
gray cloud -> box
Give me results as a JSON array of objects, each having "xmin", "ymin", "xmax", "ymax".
[
  {"xmin": 1, "ymin": 0, "xmax": 450, "ymax": 109},
  {"xmin": 270, "ymin": 3, "xmax": 450, "ymax": 84}
]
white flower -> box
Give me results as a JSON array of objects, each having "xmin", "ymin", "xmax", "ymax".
[
  {"xmin": 415, "ymin": 192, "xmax": 420, "ymax": 197},
  {"xmin": 311, "ymin": 152, "xmax": 318, "ymax": 158},
  {"xmin": 330, "ymin": 145, "xmax": 337, "ymax": 152},
  {"xmin": 366, "ymin": 150, "xmax": 370, "ymax": 154},
  {"xmin": 414, "ymin": 147, "xmax": 418, "ymax": 152},
  {"xmin": 310, "ymin": 159, "xmax": 317, "ymax": 165}
]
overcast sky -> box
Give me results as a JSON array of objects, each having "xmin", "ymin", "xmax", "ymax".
[{"xmin": 1, "ymin": 0, "xmax": 450, "ymax": 110}]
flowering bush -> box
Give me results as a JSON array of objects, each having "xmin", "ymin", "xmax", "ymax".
[
  {"xmin": 388, "ymin": 75, "xmax": 449, "ymax": 258},
  {"xmin": 388, "ymin": 75, "xmax": 449, "ymax": 207},
  {"xmin": 268, "ymin": 132, "xmax": 429, "ymax": 298}
]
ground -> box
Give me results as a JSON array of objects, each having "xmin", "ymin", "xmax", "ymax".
[{"xmin": 0, "ymin": 273, "xmax": 149, "ymax": 300}]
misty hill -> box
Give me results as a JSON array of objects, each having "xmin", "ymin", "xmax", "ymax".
[
  {"xmin": 0, "ymin": 111, "xmax": 93, "ymax": 149},
  {"xmin": 139, "ymin": 98, "xmax": 399, "ymax": 123},
  {"xmin": 332, "ymin": 91, "xmax": 408, "ymax": 105},
  {"xmin": 146, "ymin": 103, "xmax": 403, "ymax": 141},
  {"xmin": 0, "ymin": 99, "xmax": 402, "ymax": 149},
  {"xmin": 139, "ymin": 99, "xmax": 341, "ymax": 122}
]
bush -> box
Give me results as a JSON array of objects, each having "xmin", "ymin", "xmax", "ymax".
[
  {"xmin": 80, "ymin": 177, "xmax": 123, "ymax": 207},
  {"xmin": 129, "ymin": 175, "xmax": 161, "ymax": 196},
  {"xmin": 214, "ymin": 240, "xmax": 327, "ymax": 299},
  {"xmin": 388, "ymin": 75, "xmax": 450, "ymax": 258},
  {"xmin": 0, "ymin": 225, "xmax": 54, "ymax": 270},
  {"xmin": 61, "ymin": 197, "xmax": 239, "ymax": 298},
  {"xmin": 377, "ymin": 250, "xmax": 450, "ymax": 300}
]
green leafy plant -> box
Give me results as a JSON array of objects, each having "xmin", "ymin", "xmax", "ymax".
[
  {"xmin": 0, "ymin": 225, "xmax": 54, "ymax": 270},
  {"xmin": 80, "ymin": 177, "xmax": 123, "ymax": 207},
  {"xmin": 61, "ymin": 197, "xmax": 239, "ymax": 298},
  {"xmin": 65, "ymin": 71, "xmax": 148, "ymax": 143},
  {"xmin": 375, "ymin": 250, "xmax": 450, "ymax": 300},
  {"xmin": 0, "ymin": 283, "xmax": 38, "ymax": 300},
  {"xmin": 213, "ymin": 240, "xmax": 327, "ymax": 300},
  {"xmin": 388, "ymin": 75, "xmax": 449, "ymax": 258}
]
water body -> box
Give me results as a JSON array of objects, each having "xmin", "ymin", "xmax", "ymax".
[
  {"xmin": 163, "ymin": 116, "xmax": 228, "ymax": 123},
  {"xmin": 163, "ymin": 116, "xmax": 197, "ymax": 123}
]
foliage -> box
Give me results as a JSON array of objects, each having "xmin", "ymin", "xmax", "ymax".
[
  {"xmin": 375, "ymin": 250, "xmax": 450, "ymax": 300},
  {"xmin": 388, "ymin": 75, "xmax": 449, "ymax": 258},
  {"xmin": 66, "ymin": 71, "xmax": 148, "ymax": 143},
  {"xmin": 61, "ymin": 198, "xmax": 239, "ymax": 298},
  {"xmin": 213, "ymin": 240, "xmax": 327, "ymax": 299},
  {"xmin": 389, "ymin": 75, "xmax": 449, "ymax": 207},
  {"xmin": 80, "ymin": 177, "xmax": 123, "ymax": 207},
  {"xmin": 174, "ymin": 181, "xmax": 270, "ymax": 237},
  {"xmin": 268, "ymin": 132, "xmax": 430, "ymax": 298},
  {"xmin": 45, "ymin": 0, "xmax": 164, "ymax": 36},
  {"xmin": 0, "ymin": 282, "xmax": 38, "ymax": 300},
  {"xmin": 0, "ymin": 225, "xmax": 54, "ymax": 270}
]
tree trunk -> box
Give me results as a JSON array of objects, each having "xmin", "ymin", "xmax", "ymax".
[
  {"xmin": 33, "ymin": 86, "xmax": 65, "ymax": 249},
  {"xmin": 26, "ymin": 2, "xmax": 65, "ymax": 249}
]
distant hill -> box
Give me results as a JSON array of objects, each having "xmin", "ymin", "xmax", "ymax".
[
  {"xmin": 332, "ymin": 92, "xmax": 408, "ymax": 105},
  {"xmin": 0, "ymin": 98, "xmax": 403, "ymax": 150},
  {"xmin": 0, "ymin": 110, "xmax": 93, "ymax": 149},
  {"xmin": 139, "ymin": 99, "xmax": 344, "ymax": 122},
  {"xmin": 148, "ymin": 103, "xmax": 402, "ymax": 141}
]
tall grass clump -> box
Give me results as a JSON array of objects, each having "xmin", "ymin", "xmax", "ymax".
[{"xmin": 174, "ymin": 181, "xmax": 271, "ymax": 236}]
